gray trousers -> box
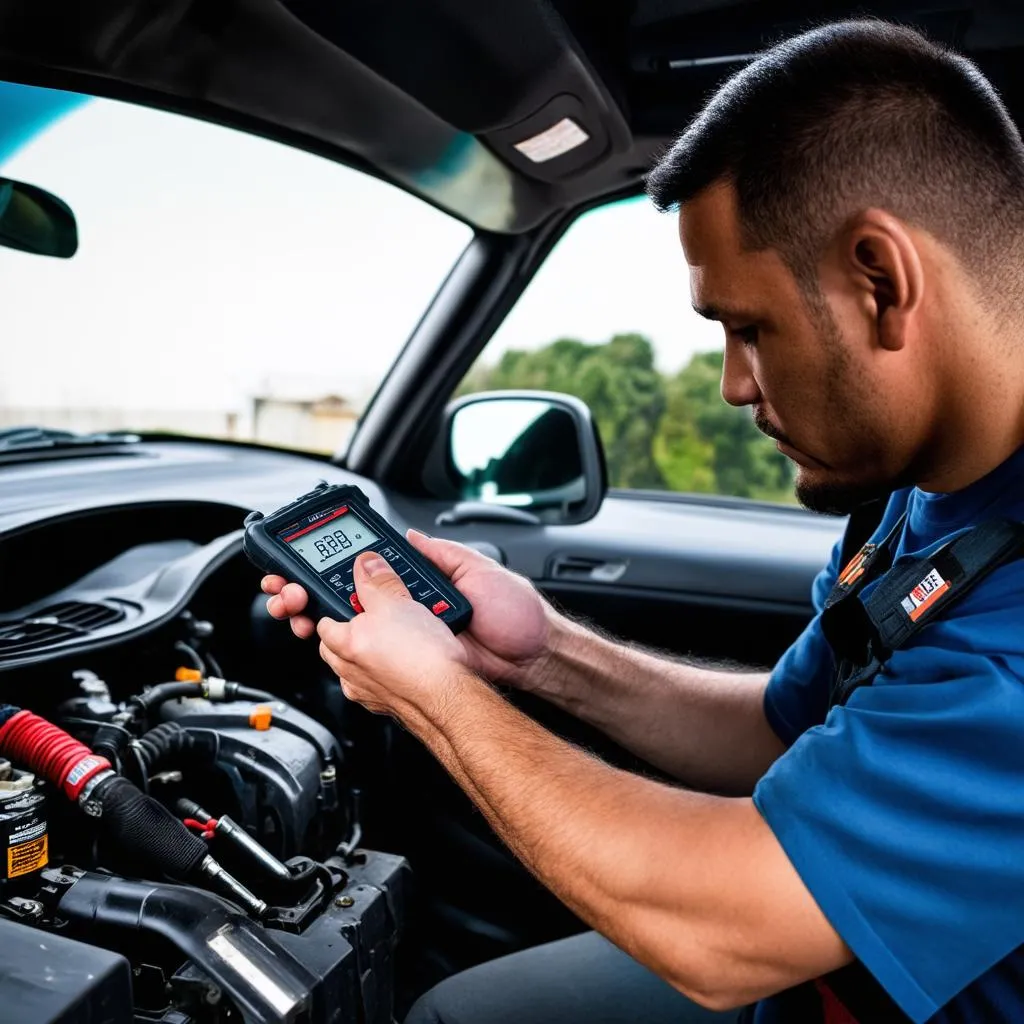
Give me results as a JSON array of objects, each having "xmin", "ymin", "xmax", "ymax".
[{"xmin": 404, "ymin": 930, "xmax": 744, "ymax": 1024}]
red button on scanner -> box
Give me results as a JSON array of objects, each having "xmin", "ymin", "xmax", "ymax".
[
  {"xmin": 431, "ymin": 600, "xmax": 450, "ymax": 616},
  {"xmin": 350, "ymin": 593, "xmax": 365, "ymax": 614}
]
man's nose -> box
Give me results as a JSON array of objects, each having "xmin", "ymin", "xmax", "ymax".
[{"xmin": 720, "ymin": 338, "xmax": 761, "ymax": 408}]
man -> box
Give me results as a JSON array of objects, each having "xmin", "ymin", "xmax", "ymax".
[{"xmin": 264, "ymin": 20, "xmax": 1024, "ymax": 1023}]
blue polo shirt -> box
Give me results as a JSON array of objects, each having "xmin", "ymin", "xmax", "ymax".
[{"xmin": 753, "ymin": 445, "xmax": 1024, "ymax": 1023}]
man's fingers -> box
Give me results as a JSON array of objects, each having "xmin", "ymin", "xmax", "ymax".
[
  {"xmin": 353, "ymin": 552, "xmax": 411, "ymax": 610},
  {"xmin": 289, "ymin": 615, "xmax": 316, "ymax": 640},
  {"xmin": 261, "ymin": 575, "xmax": 287, "ymax": 595},
  {"xmin": 273, "ymin": 582, "xmax": 308, "ymax": 615},
  {"xmin": 406, "ymin": 529, "xmax": 489, "ymax": 578},
  {"xmin": 317, "ymin": 616, "xmax": 345, "ymax": 647},
  {"xmin": 318, "ymin": 617, "xmax": 358, "ymax": 662},
  {"xmin": 266, "ymin": 581, "xmax": 311, "ymax": 632},
  {"xmin": 268, "ymin": 598, "xmax": 311, "ymax": 634},
  {"xmin": 318, "ymin": 636, "xmax": 347, "ymax": 677},
  {"xmin": 261, "ymin": 577, "xmax": 318, "ymax": 641}
]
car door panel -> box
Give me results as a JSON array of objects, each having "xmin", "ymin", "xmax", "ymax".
[{"xmin": 390, "ymin": 491, "xmax": 842, "ymax": 667}]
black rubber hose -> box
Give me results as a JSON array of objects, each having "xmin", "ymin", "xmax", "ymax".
[
  {"xmin": 174, "ymin": 639, "xmax": 207, "ymax": 675},
  {"xmin": 136, "ymin": 721, "xmax": 193, "ymax": 769},
  {"xmin": 232, "ymin": 685, "xmax": 275, "ymax": 703},
  {"xmin": 205, "ymin": 652, "xmax": 225, "ymax": 679},
  {"xmin": 132, "ymin": 681, "xmax": 274, "ymax": 711},
  {"xmin": 92, "ymin": 775, "xmax": 207, "ymax": 879},
  {"xmin": 176, "ymin": 797, "xmax": 212, "ymax": 825},
  {"xmin": 130, "ymin": 682, "xmax": 200, "ymax": 712},
  {"xmin": 90, "ymin": 723, "xmax": 131, "ymax": 773},
  {"xmin": 132, "ymin": 722, "xmax": 217, "ymax": 785}
]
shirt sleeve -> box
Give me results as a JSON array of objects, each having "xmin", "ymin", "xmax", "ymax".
[{"xmin": 753, "ymin": 562, "xmax": 1024, "ymax": 1022}]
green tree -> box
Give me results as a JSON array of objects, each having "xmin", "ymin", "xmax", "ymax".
[
  {"xmin": 462, "ymin": 337, "xmax": 795, "ymax": 502},
  {"xmin": 465, "ymin": 334, "xmax": 667, "ymax": 489},
  {"xmin": 654, "ymin": 350, "xmax": 794, "ymax": 501}
]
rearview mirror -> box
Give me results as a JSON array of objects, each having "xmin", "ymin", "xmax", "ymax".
[
  {"xmin": 0, "ymin": 177, "xmax": 78, "ymax": 259},
  {"xmin": 437, "ymin": 391, "xmax": 607, "ymax": 525}
]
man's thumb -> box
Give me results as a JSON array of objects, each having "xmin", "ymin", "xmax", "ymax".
[
  {"xmin": 353, "ymin": 552, "xmax": 410, "ymax": 609},
  {"xmin": 407, "ymin": 529, "xmax": 485, "ymax": 577}
]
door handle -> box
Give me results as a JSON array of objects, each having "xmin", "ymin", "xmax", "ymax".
[{"xmin": 548, "ymin": 555, "xmax": 628, "ymax": 583}]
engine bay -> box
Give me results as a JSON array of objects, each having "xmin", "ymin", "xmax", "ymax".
[
  {"xmin": 0, "ymin": 447, "xmax": 597, "ymax": 1024},
  {"xmin": 0, "ymin": 494, "xmax": 412, "ymax": 1024}
]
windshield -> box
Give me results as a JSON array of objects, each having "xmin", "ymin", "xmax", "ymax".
[{"xmin": 0, "ymin": 83, "xmax": 472, "ymax": 454}]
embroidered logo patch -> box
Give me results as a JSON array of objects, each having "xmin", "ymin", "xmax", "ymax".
[{"xmin": 900, "ymin": 568, "xmax": 950, "ymax": 621}]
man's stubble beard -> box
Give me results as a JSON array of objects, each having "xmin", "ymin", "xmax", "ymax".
[
  {"xmin": 795, "ymin": 468, "xmax": 899, "ymax": 516},
  {"xmin": 790, "ymin": 297, "xmax": 913, "ymax": 515}
]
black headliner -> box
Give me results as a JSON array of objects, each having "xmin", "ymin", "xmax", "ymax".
[{"xmin": 1, "ymin": 0, "xmax": 1023, "ymax": 233}]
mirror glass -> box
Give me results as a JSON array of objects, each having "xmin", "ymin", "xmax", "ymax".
[
  {"xmin": 450, "ymin": 398, "xmax": 585, "ymax": 508},
  {"xmin": 0, "ymin": 178, "xmax": 77, "ymax": 259}
]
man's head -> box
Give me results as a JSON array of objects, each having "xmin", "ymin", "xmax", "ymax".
[{"xmin": 647, "ymin": 20, "xmax": 1024, "ymax": 513}]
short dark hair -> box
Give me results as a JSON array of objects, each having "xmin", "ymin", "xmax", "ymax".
[{"xmin": 647, "ymin": 20, "xmax": 1024, "ymax": 293}]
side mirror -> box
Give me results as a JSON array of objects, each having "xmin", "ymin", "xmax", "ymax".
[
  {"xmin": 430, "ymin": 391, "xmax": 607, "ymax": 526},
  {"xmin": 0, "ymin": 177, "xmax": 78, "ymax": 259}
]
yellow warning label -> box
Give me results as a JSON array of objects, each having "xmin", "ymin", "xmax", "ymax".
[{"xmin": 8, "ymin": 834, "xmax": 47, "ymax": 878}]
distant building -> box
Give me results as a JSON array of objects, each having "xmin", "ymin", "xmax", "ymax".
[
  {"xmin": 251, "ymin": 393, "xmax": 358, "ymax": 454},
  {"xmin": 0, "ymin": 405, "xmax": 239, "ymax": 439},
  {"xmin": 0, "ymin": 392, "xmax": 359, "ymax": 454}
]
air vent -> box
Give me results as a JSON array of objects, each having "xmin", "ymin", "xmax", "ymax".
[{"xmin": 0, "ymin": 601, "xmax": 126, "ymax": 659}]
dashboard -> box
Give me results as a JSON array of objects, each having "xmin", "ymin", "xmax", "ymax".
[
  {"xmin": 0, "ymin": 440, "xmax": 390, "ymax": 531},
  {"xmin": 0, "ymin": 441, "xmax": 392, "ymax": 670}
]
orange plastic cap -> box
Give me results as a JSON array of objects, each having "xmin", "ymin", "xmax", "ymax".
[
  {"xmin": 175, "ymin": 667, "xmax": 203, "ymax": 683},
  {"xmin": 249, "ymin": 705, "xmax": 273, "ymax": 731}
]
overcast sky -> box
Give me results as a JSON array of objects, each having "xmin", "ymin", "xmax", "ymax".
[{"xmin": 0, "ymin": 93, "xmax": 722, "ymax": 418}]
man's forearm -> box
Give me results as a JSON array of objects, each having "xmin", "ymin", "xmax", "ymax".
[
  {"xmin": 404, "ymin": 671, "xmax": 849, "ymax": 1009},
  {"xmin": 528, "ymin": 612, "xmax": 785, "ymax": 794},
  {"xmin": 310, "ymin": 547, "xmax": 850, "ymax": 1008}
]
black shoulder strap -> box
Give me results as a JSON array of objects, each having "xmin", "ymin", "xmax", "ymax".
[
  {"xmin": 838, "ymin": 497, "xmax": 890, "ymax": 574},
  {"xmin": 820, "ymin": 511, "xmax": 907, "ymax": 682},
  {"xmin": 863, "ymin": 518, "xmax": 1024, "ymax": 653},
  {"xmin": 829, "ymin": 519, "xmax": 1024, "ymax": 708}
]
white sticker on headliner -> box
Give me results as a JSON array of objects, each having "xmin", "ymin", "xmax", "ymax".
[
  {"xmin": 208, "ymin": 929, "xmax": 301, "ymax": 1016},
  {"xmin": 514, "ymin": 118, "xmax": 590, "ymax": 163}
]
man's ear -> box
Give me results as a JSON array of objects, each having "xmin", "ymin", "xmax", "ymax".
[{"xmin": 844, "ymin": 209, "xmax": 924, "ymax": 352}]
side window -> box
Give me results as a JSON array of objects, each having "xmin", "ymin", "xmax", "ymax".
[{"xmin": 460, "ymin": 197, "xmax": 794, "ymax": 503}]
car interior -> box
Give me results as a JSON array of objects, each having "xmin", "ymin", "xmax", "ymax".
[{"xmin": 0, "ymin": 2, "xmax": 1021, "ymax": 1022}]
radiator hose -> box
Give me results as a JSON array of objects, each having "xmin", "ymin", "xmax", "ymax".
[{"xmin": 0, "ymin": 704, "xmax": 111, "ymax": 799}]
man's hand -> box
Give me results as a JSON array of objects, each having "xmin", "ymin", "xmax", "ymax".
[
  {"xmin": 262, "ymin": 530, "xmax": 554, "ymax": 687},
  {"xmin": 314, "ymin": 551, "xmax": 473, "ymax": 724},
  {"xmin": 264, "ymin": 529, "xmax": 783, "ymax": 793}
]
